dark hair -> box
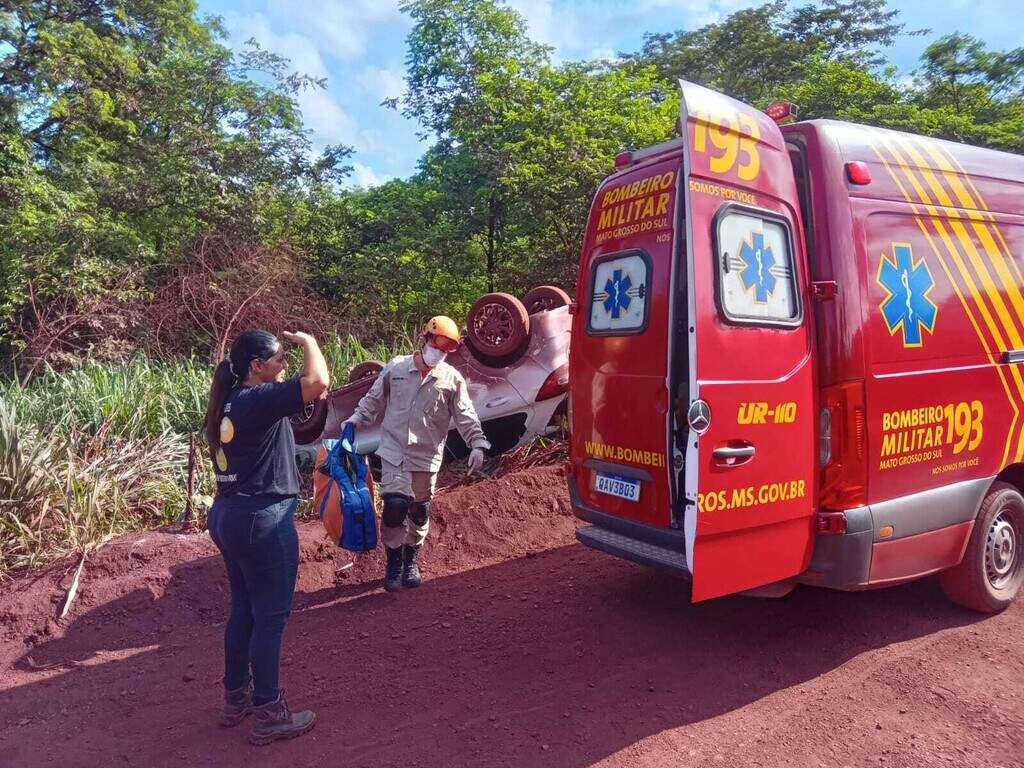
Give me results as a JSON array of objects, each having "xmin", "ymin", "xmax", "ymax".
[{"xmin": 204, "ymin": 330, "xmax": 279, "ymax": 452}]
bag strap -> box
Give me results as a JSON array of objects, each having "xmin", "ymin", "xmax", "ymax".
[{"xmin": 339, "ymin": 423, "xmax": 363, "ymax": 484}]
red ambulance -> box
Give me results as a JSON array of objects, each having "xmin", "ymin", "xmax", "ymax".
[{"xmin": 568, "ymin": 80, "xmax": 1024, "ymax": 612}]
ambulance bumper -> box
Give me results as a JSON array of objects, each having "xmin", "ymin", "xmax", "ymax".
[
  {"xmin": 799, "ymin": 507, "xmax": 874, "ymax": 588},
  {"xmin": 799, "ymin": 478, "xmax": 992, "ymax": 589},
  {"xmin": 569, "ymin": 476, "xmax": 690, "ymax": 577}
]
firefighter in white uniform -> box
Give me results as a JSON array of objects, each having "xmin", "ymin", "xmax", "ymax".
[{"xmin": 347, "ymin": 316, "xmax": 489, "ymax": 591}]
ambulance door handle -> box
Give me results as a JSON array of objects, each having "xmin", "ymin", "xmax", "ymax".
[{"xmin": 713, "ymin": 443, "xmax": 755, "ymax": 466}]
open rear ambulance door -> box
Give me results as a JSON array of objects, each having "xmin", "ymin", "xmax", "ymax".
[{"xmin": 678, "ymin": 81, "xmax": 817, "ymax": 601}]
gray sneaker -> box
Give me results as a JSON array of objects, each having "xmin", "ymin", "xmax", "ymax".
[
  {"xmin": 248, "ymin": 691, "xmax": 316, "ymax": 746},
  {"xmin": 220, "ymin": 681, "xmax": 254, "ymax": 727}
]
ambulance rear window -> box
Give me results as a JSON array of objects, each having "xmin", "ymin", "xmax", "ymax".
[
  {"xmin": 714, "ymin": 206, "xmax": 801, "ymax": 326},
  {"xmin": 586, "ymin": 249, "xmax": 651, "ymax": 335}
]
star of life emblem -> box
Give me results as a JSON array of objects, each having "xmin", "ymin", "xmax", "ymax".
[
  {"xmin": 877, "ymin": 243, "xmax": 937, "ymax": 347},
  {"xmin": 739, "ymin": 232, "xmax": 777, "ymax": 304}
]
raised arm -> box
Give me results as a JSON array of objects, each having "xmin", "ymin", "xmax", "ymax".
[{"xmin": 281, "ymin": 331, "xmax": 330, "ymax": 404}]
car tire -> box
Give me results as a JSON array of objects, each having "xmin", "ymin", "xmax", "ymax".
[
  {"xmin": 523, "ymin": 285, "xmax": 570, "ymax": 314},
  {"xmin": 349, "ymin": 359, "xmax": 384, "ymax": 384},
  {"xmin": 465, "ymin": 292, "xmax": 531, "ymax": 366},
  {"xmin": 290, "ymin": 399, "xmax": 328, "ymax": 445},
  {"xmin": 939, "ymin": 480, "xmax": 1024, "ymax": 612}
]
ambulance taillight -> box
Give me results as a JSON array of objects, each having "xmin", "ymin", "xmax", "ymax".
[{"xmin": 819, "ymin": 382, "xmax": 868, "ymax": 509}]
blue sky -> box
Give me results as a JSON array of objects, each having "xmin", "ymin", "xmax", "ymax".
[{"xmin": 195, "ymin": 0, "xmax": 1024, "ymax": 188}]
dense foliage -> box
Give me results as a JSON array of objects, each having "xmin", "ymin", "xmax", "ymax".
[
  {"xmin": 2, "ymin": 0, "xmax": 1023, "ymax": 367},
  {"xmin": 0, "ymin": 0, "xmax": 350, "ymax": 366}
]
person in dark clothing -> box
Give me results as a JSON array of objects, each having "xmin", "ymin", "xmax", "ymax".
[{"xmin": 203, "ymin": 329, "xmax": 329, "ymax": 746}]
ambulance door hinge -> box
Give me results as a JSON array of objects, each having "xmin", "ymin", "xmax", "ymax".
[{"xmin": 810, "ymin": 281, "xmax": 838, "ymax": 301}]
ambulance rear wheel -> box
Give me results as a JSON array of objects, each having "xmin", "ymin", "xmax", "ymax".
[
  {"xmin": 465, "ymin": 292, "xmax": 531, "ymax": 366},
  {"xmin": 939, "ymin": 481, "xmax": 1024, "ymax": 613},
  {"xmin": 290, "ymin": 399, "xmax": 328, "ymax": 445}
]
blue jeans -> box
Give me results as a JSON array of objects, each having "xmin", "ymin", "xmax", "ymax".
[{"xmin": 208, "ymin": 494, "xmax": 299, "ymax": 705}]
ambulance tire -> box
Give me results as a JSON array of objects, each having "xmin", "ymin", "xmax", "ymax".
[
  {"xmin": 290, "ymin": 399, "xmax": 328, "ymax": 445},
  {"xmin": 522, "ymin": 285, "xmax": 570, "ymax": 315},
  {"xmin": 349, "ymin": 359, "xmax": 385, "ymax": 384},
  {"xmin": 465, "ymin": 292, "xmax": 531, "ymax": 366},
  {"xmin": 939, "ymin": 481, "xmax": 1024, "ymax": 613}
]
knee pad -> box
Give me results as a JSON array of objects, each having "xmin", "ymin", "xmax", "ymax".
[
  {"xmin": 409, "ymin": 500, "xmax": 431, "ymax": 526},
  {"xmin": 382, "ymin": 494, "xmax": 411, "ymax": 527}
]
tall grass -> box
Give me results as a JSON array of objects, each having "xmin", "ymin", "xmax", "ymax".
[
  {"xmin": 319, "ymin": 333, "xmax": 411, "ymax": 386},
  {"xmin": 0, "ymin": 333, "xmax": 404, "ymax": 577}
]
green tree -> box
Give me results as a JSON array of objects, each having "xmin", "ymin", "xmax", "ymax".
[
  {"xmin": 393, "ymin": 0, "xmax": 676, "ymax": 297},
  {"xmin": 500, "ymin": 62, "xmax": 678, "ymax": 287},
  {"xmin": 784, "ymin": 0, "xmax": 917, "ymax": 66},
  {"xmin": 624, "ymin": 0, "xmax": 915, "ymax": 104},
  {"xmin": 0, "ymin": 0, "xmax": 351, "ymax": 353},
  {"xmin": 397, "ymin": 0, "xmax": 550, "ymax": 291}
]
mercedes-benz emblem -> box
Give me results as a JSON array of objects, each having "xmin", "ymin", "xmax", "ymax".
[{"xmin": 687, "ymin": 399, "xmax": 712, "ymax": 434}]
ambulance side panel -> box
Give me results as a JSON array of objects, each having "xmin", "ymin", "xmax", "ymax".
[{"xmin": 804, "ymin": 121, "xmax": 1024, "ymax": 586}]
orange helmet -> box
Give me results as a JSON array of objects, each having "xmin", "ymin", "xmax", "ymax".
[{"xmin": 423, "ymin": 315, "xmax": 461, "ymax": 352}]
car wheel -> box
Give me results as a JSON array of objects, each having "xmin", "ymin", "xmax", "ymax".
[
  {"xmin": 466, "ymin": 292, "xmax": 531, "ymax": 366},
  {"xmin": 939, "ymin": 480, "xmax": 1024, "ymax": 612},
  {"xmin": 349, "ymin": 359, "xmax": 384, "ymax": 384},
  {"xmin": 290, "ymin": 399, "xmax": 328, "ymax": 445},
  {"xmin": 523, "ymin": 285, "xmax": 570, "ymax": 314}
]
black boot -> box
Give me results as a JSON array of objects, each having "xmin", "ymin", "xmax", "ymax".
[
  {"xmin": 402, "ymin": 544, "xmax": 422, "ymax": 588},
  {"xmin": 248, "ymin": 691, "xmax": 316, "ymax": 746},
  {"xmin": 384, "ymin": 546, "xmax": 404, "ymax": 592}
]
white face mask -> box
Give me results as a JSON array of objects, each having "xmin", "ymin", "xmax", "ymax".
[{"xmin": 421, "ymin": 343, "xmax": 446, "ymax": 368}]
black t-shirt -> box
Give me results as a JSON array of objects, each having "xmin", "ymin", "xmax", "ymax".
[{"xmin": 213, "ymin": 377, "xmax": 304, "ymax": 497}]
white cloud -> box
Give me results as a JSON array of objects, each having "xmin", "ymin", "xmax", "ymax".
[
  {"xmin": 584, "ymin": 46, "xmax": 617, "ymax": 61},
  {"xmin": 267, "ymin": 0, "xmax": 405, "ymax": 61},
  {"xmin": 348, "ymin": 162, "xmax": 388, "ymax": 189},
  {"xmin": 505, "ymin": 0, "xmax": 740, "ymax": 60},
  {"xmin": 358, "ymin": 66, "xmax": 406, "ymax": 101},
  {"xmin": 222, "ymin": 12, "xmax": 360, "ymax": 149},
  {"xmin": 507, "ymin": 0, "xmax": 558, "ymax": 45}
]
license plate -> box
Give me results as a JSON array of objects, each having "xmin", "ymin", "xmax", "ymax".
[{"xmin": 594, "ymin": 472, "xmax": 641, "ymax": 502}]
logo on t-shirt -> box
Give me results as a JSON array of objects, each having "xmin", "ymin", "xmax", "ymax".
[{"xmin": 217, "ymin": 416, "xmax": 235, "ymax": 472}]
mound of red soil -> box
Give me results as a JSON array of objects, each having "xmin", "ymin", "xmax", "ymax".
[{"xmin": 0, "ymin": 465, "xmax": 574, "ymax": 665}]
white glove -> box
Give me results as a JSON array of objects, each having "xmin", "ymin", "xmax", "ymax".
[{"xmin": 467, "ymin": 447, "xmax": 485, "ymax": 474}]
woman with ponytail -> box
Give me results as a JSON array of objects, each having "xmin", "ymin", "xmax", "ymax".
[{"xmin": 203, "ymin": 329, "xmax": 329, "ymax": 746}]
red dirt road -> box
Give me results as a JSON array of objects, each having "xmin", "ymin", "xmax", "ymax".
[{"xmin": 2, "ymin": 465, "xmax": 1023, "ymax": 768}]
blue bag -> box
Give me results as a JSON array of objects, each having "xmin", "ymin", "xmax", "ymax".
[{"xmin": 314, "ymin": 423, "xmax": 378, "ymax": 552}]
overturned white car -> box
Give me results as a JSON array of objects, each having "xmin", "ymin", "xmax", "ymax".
[{"xmin": 290, "ymin": 287, "xmax": 571, "ymax": 462}]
